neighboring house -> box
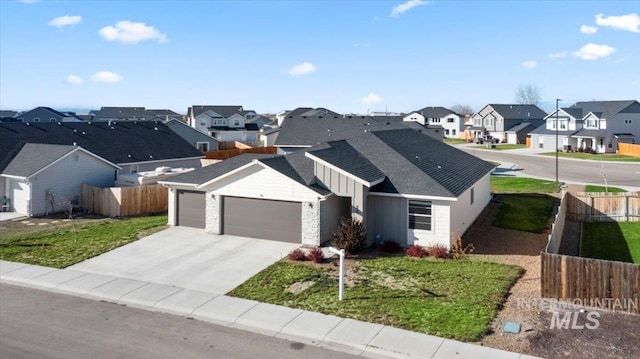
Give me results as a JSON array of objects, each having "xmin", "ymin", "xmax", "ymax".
[
  {"xmin": 260, "ymin": 127, "xmax": 281, "ymax": 147},
  {"xmin": 186, "ymin": 105, "xmax": 260, "ymax": 143},
  {"xmin": 0, "ymin": 122, "xmax": 204, "ymax": 213},
  {"xmin": 161, "ymin": 128, "xmax": 493, "ymax": 249},
  {"xmin": 274, "ymin": 114, "xmax": 443, "ymax": 154},
  {"xmin": 89, "ymin": 107, "xmax": 182, "ymax": 122},
  {"xmin": 15, "ymin": 107, "xmax": 82, "ymax": 123},
  {"xmin": 1, "ymin": 144, "xmax": 120, "ymax": 216},
  {"xmin": 0, "ymin": 110, "xmax": 18, "ymax": 119},
  {"xmin": 163, "ymin": 119, "xmax": 220, "ymax": 152},
  {"xmin": 275, "ymin": 107, "xmax": 341, "ymax": 126},
  {"xmin": 404, "ymin": 107, "xmax": 463, "ymax": 139},
  {"xmin": 469, "ymin": 104, "xmax": 546, "ymax": 143},
  {"xmin": 529, "ymin": 100, "xmax": 640, "ymax": 153}
]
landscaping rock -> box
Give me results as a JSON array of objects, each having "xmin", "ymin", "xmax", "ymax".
[{"xmin": 287, "ymin": 281, "xmax": 315, "ymax": 294}]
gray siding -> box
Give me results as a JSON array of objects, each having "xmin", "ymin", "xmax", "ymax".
[
  {"xmin": 165, "ymin": 120, "xmax": 219, "ymax": 151},
  {"xmin": 314, "ymin": 162, "xmax": 368, "ymax": 222},
  {"xmin": 367, "ymin": 195, "xmax": 408, "ymax": 245},
  {"xmin": 29, "ymin": 151, "xmax": 117, "ymax": 216},
  {"xmin": 320, "ymin": 195, "xmax": 351, "ymax": 244}
]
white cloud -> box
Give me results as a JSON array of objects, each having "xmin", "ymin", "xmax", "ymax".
[
  {"xmin": 391, "ymin": 0, "xmax": 428, "ymax": 17},
  {"xmin": 91, "ymin": 71, "xmax": 123, "ymax": 83},
  {"xmin": 284, "ymin": 62, "xmax": 316, "ymax": 76},
  {"xmin": 580, "ymin": 25, "xmax": 598, "ymax": 34},
  {"xmin": 572, "ymin": 43, "xmax": 616, "ymax": 60},
  {"xmin": 595, "ymin": 13, "xmax": 640, "ymax": 33},
  {"xmin": 548, "ymin": 51, "xmax": 567, "ymax": 59},
  {"xmin": 360, "ymin": 93, "xmax": 383, "ymax": 105},
  {"xmin": 48, "ymin": 15, "xmax": 82, "ymax": 28},
  {"xmin": 522, "ymin": 60, "xmax": 537, "ymax": 69},
  {"xmin": 98, "ymin": 21, "xmax": 167, "ymax": 44},
  {"xmin": 66, "ymin": 75, "xmax": 83, "ymax": 85}
]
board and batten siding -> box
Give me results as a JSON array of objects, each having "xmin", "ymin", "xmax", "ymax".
[
  {"xmin": 313, "ymin": 162, "xmax": 368, "ymax": 221},
  {"xmin": 29, "ymin": 151, "xmax": 117, "ymax": 216},
  {"xmin": 206, "ymin": 164, "xmax": 320, "ymax": 203},
  {"xmin": 449, "ymin": 172, "xmax": 491, "ymax": 241}
]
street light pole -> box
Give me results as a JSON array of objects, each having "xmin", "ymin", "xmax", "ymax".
[{"xmin": 555, "ymin": 99, "xmax": 561, "ymax": 183}]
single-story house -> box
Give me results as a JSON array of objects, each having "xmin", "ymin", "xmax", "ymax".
[
  {"xmin": 0, "ymin": 121, "xmax": 204, "ymax": 216},
  {"xmin": 161, "ymin": 128, "xmax": 494, "ymax": 249},
  {"xmin": 1, "ymin": 144, "xmax": 120, "ymax": 216}
]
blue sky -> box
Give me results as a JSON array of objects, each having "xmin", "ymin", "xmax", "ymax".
[{"xmin": 1, "ymin": 0, "xmax": 639, "ymax": 114}]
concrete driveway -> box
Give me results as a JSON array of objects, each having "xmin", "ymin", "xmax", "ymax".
[{"xmin": 68, "ymin": 227, "xmax": 299, "ymax": 294}]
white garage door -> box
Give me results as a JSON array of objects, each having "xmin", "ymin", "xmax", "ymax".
[{"xmin": 10, "ymin": 180, "xmax": 29, "ymax": 214}]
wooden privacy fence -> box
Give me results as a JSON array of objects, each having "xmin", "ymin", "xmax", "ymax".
[
  {"xmin": 617, "ymin": 142, "xmax": 640, "ymax": 157},
  {"xmin": 81, "ymin": 184, "xmax": 168, "ymax": 217},
  {"xmin": 566, "ymin": 192, "xmax": 640, "ymax": 222},
  {"xmin": 541, "ymin": 252, "xmax": 640, "ymax": 314},
  {"xmin": 204, "ymin": 146, "xmax": 276, "ymax": 160}
]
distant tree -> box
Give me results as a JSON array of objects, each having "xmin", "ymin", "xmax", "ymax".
[
  {"xmin": 450, "ymin": 104, "xmax": 475, "ymax": 116},
  {"xmin": 515, "ymin": 84, "xmax": 542, "ymax": 106}
]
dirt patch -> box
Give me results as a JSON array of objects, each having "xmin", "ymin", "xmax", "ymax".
[
  {"xmin": 462, "ymin": 188, "xmax": 640, "ymax": 358},
  {"xmin": 0, "ymin": 213, "xmax": 110, "ymax": 237}
]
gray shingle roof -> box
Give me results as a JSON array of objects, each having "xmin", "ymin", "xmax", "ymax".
[
  {"xmin": 298, "ymin": 108, "xmax": 342, "ymax": 117},
  {"xmin": 0, "ymin": 122, "xmax": 204, "ymax": 173},
  {"xmin": 190, "ymin": 105, "xmax": 244, "ymax": 118},
  {"xmin": 505, "ymin": 122, "xmax": 534, "ymax": 133},
  {"xmin": 163, "ymin": 154, "xmax": 276, "ymax": 186},
  {"xmin": 308, "ymin": 141, "xmax": 385, "ymax": 184},
  {"xmin": 572, "ymin": 128, "xmax": 610, "ymax": 137},
  {"xmin": 3, "ymin": 143, "xmax": 76, "ymax": 177},
  {"xmin": 488, "ymin": 104, "xmax": 547, "ymax": 120},
  {"xmin": 570, "ymin": 100, "xmax": 639, "ymax": 119},
  {"xmin": 414, "ymin": 106, "xmax": 459, "ymax": 118},
  {"xmin": 94, "ymin": 107, "xmax": 147, "ymax": 119}
]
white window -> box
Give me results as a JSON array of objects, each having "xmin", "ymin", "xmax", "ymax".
[
  {"xmin": 470, "ymin": 188, "xmax": 474, "ymax": 205},
  {"xmin": 130, "ymin": 164, "xmax": 139, "ymax": 174},
  {"xmin": 50, "ymin": 118, "xmax": 57, "ymax": 122},
  {"xmin": 200, "ymin": 121, "xmax": 205, "ymax": 126},
  {"xmin": 196, "ymin": 142, "xmax": 209, "ymax": 152},
  {"xmin": 445, "ymin": 129, "xmax": 450, "ymax": 135},
  {"xmin": 452, "ymin": 129, "xmax": 456, "ymax": 136},
  {"xmin": 585, "ymin": 118, "xmax": 597, "ymax": 128},
  {"xmin": 447, "ymin": 118, "xmax": 455, "ymax": 123},
  {"xmin": 33, "ymin": 118, "xmax": 40, "ymax": 122},
  {"xmin": 408, "ymin": 200, "xmax": 432, "ymax": 231},
  {"xmin": 234, "ymin": 120, "xmax": 240, "ymax": 126}
]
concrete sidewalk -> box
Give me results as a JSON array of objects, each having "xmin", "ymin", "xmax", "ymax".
[{"xmin": 0, "ymin": 260, "xmax": 541, "ymax": 359}]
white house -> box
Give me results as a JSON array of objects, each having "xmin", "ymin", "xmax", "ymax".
[
  {"xmin": 186, "ymin": 105, "xmax": 259, "ymax": 143},
  {"xmin": 404, "ymin": 106, "xmax": 463, "ymax": 139}
]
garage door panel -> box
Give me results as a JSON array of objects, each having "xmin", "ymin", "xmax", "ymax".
[
  {"xmin": 177, "ymin": 190, "xmax": 205, "ymax": 229},
  {"xmin": 223, "ymin": 197, "xmax": 301, "ymax": 243}
]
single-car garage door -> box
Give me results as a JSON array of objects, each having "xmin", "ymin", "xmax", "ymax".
[
  {"xmin": 177, "ymin": 190, "xmax": 205, "ymax": 229},
  {"xmin": 223, "ymin": 196, "xmax": 301, "ymax": 243}
]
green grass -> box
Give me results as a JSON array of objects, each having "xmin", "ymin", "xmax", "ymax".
[
  {"xmin": 474, "ymin": 144, "xmax": 526, "ymax": 151},
  {"xmin": 540, "ymin": 152, "xmax": 640, "ymax": 162},
  {"xmin": 493, "ymin": 195, "xmax": 557, "ymax": 233},
  {"xmin": 581, "ymin": 222, "xmax": 640, "ymax": 264},
  {"xmin": 583, "ymin": 185, "xmax": 627, "ymax": 193},
  {"xmin": 0, "ymin": 215, "xmax": 167, "ymax": 268},
  {"xmin": 491, "ymin": 176, "xmax": 561, "ymax": 194},
  {"xmin": 229, "ymin": 257, "xmax": 523, "ymax": 342},
  {"xmin": 444, "ymin": 138, "xmax": 469, "ymax": 145}
]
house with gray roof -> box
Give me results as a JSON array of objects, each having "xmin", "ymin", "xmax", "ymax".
[
  {"xmin": 0, "ymin": 121, "xmax": 204, "ymax": 217},
  {"xmin": 15, "ymin": 107, "xmax": 82, "ymax": 123},
  {"xmin": 468, "ymin": 104, "xmax": 547, "ymax": 144},
  {"xmin": 163, "ymin": 119, "xmax": 220, "ymax": 152},
  {"xmin": 274, "ymin": 114, "xmax": 443, "ymax": 154},
  {"xmin": 186, "ymin": 105, "xmax": 260, "ymax": 143},
  {"xmin": 160, "ymin": 128, "xmax": 493, "ymax": 248},
  {"xmin": 404, "ymin": 106, "xmax": 463, "ymax": 139},
  {"xmin": 1, "ymin": 144, "xmax": 120, "ymax": 216},
  {"xmin": 529, "ymin": 100, "xmax": 640, "ymax": 153},
  {"xmin": 89, "ymin": 107, "xmax": 183, "ymax": 122}
]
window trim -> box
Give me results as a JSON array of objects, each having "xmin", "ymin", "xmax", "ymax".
[
  {"xmin": 196, "ymin": 141, "xmax": 209, "ymax": 152},
  {"xmin": 408, "ymin": 200, "xmax": 432, "ymax": 231}
]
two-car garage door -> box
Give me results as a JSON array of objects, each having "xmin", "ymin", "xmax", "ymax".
[
  {"xmin": 223, "ymin": 197, "xmax": 301, "ymax": 243},
  {"xmin": 176, "ymin": 192, "xmax": 302, "ymax": 243}
]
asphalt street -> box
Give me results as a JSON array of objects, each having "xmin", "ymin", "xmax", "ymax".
[
  {"xmin": 0, "ymin": 284, "xmax": 357, "ymax": 359},
  {"xmin": 464, "ymin": 149, "xmax": 640, "ymax": 189}
]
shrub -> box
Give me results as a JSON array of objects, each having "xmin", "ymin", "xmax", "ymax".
[
  {"xmin": 451, "ymin": 238, "xmax": 474, "ymax": 260},
  {"xmin": 427, "ymin": 244, "xmax": 449, "ymax": 259},
  {"xmin": 308, "ymin": 247, "xmax": 324, "ymax": 263},
  {"xmin": 288, "ymin": 248, "xmax": 308, "ymax": 261},
  {"xmin": 379, "ymin": 240, "xmax": 402, "ymax": 253},
  {"xmin": 332, "ymin": 216, "xmax": 366, "ymax": 255},
  {"xmin": 405, "ymin": 244, "xmax": 428, "ymax": 258}
]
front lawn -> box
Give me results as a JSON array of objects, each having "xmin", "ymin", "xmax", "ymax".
[
  {"xmin": 443, "ymin": 138, "xmax": 469, "ymax": 145},
  {"xmin": 581, "ymin": 222, "xmax": 640, "ymax": 264},
  {"xmin": 0, "ymin": 215, "xmax": 167, "ymax": 268},
  {"xmin": 540, "ymin": 152, "xmax": 640, "ymax": 162},
  {"xmin": 493, "ymin": 194, "xmax": 557, "ymax": 233},
  {"xmin": 583, "ymin": 185, "xmax": 627, "ymax": 193},
  {"xmin": 228, "ymin": 257, "xmax": 523, "ymax": 342},
  {"xmin": 475, "ymin": 144, "xmax": 526, "ymax": 151},
  {"xmin": 491, "ymin": 176, "xmax": 561, "ymax": 194}
]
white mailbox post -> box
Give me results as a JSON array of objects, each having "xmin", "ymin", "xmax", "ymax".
[{"xmin": 328, "ymin": 247, "xmax": 345, "ymax": 301}]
